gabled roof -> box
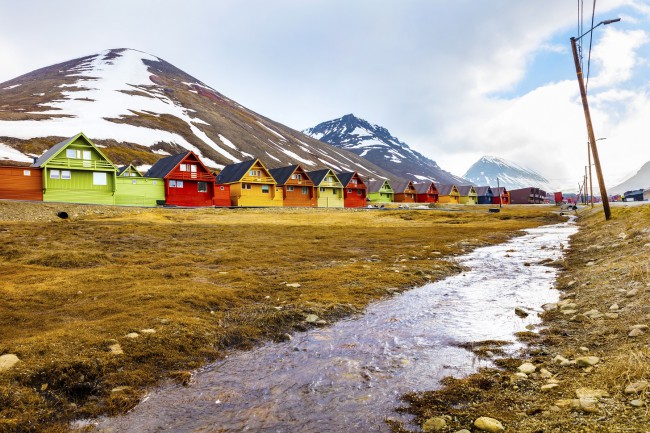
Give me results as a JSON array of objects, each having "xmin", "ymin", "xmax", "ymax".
[
  {"xmin": 269, "ymin": 165, "xmax": 300, "ymax": 185},
  {"xmin": 367, "ymin": 179, "xmax": 392, "ymax": 193},
  {"xmin": 438, "ymin": 184, "xmax": 458, "ymax": 196},
  {"xmin": 336, "ymin": 171, "xmax": 364, "ymax": 188},
  {"xmin": 457, "ymin": 185, "xmax": 477, "ymax": 196},
  {"xmin": 216, "ymin": 159, "xmax": 271, "ymax": 184},
  {"xmin": 392, "ymin": 180, "xmax": 415, "ymax": 194},
  {"xmin": 492, "ymin": 187, "xmax": 508, "ymax": 195},
  {"xmin": 117, "ymin": 164, "xmax": 143, "ymax": 177},
  {"xmin": 414, "ymin": 182, "xmax": 438, "ymax": 194},
  {"xmin": 146, "ymin": 152, "xmax": 189, "ymax": 178},
  {"xmin": 306, "ymin": 168, "xmax": 341, "ymax": 186},
  {"xmin": 31, "ymin": 132, "xmax": 116, "ymax": 170},
  {"xmin": 474, "ymin": 186, "xmax": 493, "ymax": 196}
]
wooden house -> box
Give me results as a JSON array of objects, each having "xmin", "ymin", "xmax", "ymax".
[
  {"xmin": 492, "ymin": 187, "xmax": 510, "ymax": 205},
  {"xmin": 114, "ymin": 164, "xmax": 165, "ymax": 207},
  {"xmin": 307, "ymin": 169, "xmax": 344, "ymax": 208},
  {"xmin": 367, "ymin": 179, "xmax": 394, "ymax": 203},
  {"xmin": 337, "ymin": 171, "xmax": 367, "ymax": 208},
  {"xmin": 146, "ymin": 151, "xmax": 218, "ymax": 207},
  {"xmin": 268, "ymin": 164, "xmax": 317, "ymax": 207},
  {"xmin": 414, "ymin": 182, "xmax": 438, "ymax": 203},
  {"xmin": 437, "ymin": 184, "xmax": 460, "ymax": 204},
  {"xmin": 510, "ymin": 187, "xmax": 538, "ymax": 204},
  {"xmin": 392, "ymin": 180, "xmax": 417, "ymax": 203},
  {"xmin": 31, "ymin": 132, "xmax": 118, "ymax": 205},
  {"xmin": 0, "ymin": 166, "xmax": 43, "ymax": 201},
  {"xmin": 474, "ymin": 186, "xmax": 494, "ymax": 204},
  {"xmin": 216, "ymin": 159, "xmax": 282, "ymax": 207},
  {"xmin": 457, "ymin": 185, "xmax": 478, "ymax": 205}
]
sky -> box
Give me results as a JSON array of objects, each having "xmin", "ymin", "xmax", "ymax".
[{"xmin": 1, "ymin": 0, "xmax": 649, "ymax": 191}]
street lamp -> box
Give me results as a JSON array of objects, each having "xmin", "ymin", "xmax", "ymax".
[{"xmin": 570, "ymin": 18, "xmax": 620, "ymax": 220}]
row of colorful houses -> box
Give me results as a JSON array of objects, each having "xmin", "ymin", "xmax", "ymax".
[{"xmin": 0, "ymin": 133, "xmax": 512, "ymax": 208}]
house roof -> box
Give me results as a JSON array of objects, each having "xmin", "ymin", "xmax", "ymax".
[
  {"xmin": 457, "ymin": 185, "xmax": 476, "ymax": 196},
  {"xmin": 337, "ymin": 171, "xmax": 366, "ymax": 188},
  {"xmin": 31, "ymin": 132, "xmax": 116, "ymax": 170},
  {"xmin": 492, "ymin": 187, "xmax": 508, "ymax": 195},
  {"xmin": 392, "ymin": 180, "xmax": 415, "ymax": 193},
  {"xmin": 216, "ymin": 159, "xmax": 258, "ymax": 184},
  {"xmin": 145, "ymin": 152, "xmax": 190, "ymax": 178},
  {"xmin": 474, "ymin": 186, "xmax": 493, "ymax": 196},
  {"xmin": 268, "ymin": 165, "xmax": 300, "ymax": 185},
  {"xmin": 367, "ymin": 179, "xmax": 392, "ymax": 193},
  {"xmin": 117, "ymin": 164, "xmax": 143, "ymax": 177},
  {"xmin": 307, "ymin": 168, "xmax": 339, "ymax": 186},
  {"xmin": 438, "ymin": 184, "xmax": 458, "ymax": 196},
  {"xmin": 414, "ymin": 182, "xmax": 437, "ymax": 194}
]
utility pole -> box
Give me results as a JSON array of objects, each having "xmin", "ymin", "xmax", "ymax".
[
  {"xmin": 497, "ymin": 177, "xmax": 502, "ymax": 208},
  {"xmin": 570, "ymin": 18, "xmax": 619, "ymax": 220}
]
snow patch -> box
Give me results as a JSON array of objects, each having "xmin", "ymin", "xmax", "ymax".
[
  {"xmin": 256, "ymin": 121, "xmax": 286, "ymax": 141},
  {"xmin": 0, "ymin": 143, "xmax": 33, "ymax": 162},
  {"xmin": 2, "ymin": 84, "xmax": 21, "ymax": 90}
]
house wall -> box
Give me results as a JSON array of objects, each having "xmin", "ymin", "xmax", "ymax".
[
  {"xmin": 0, "ymin": 167, "xmax": 43, "ymax": 201},
  {"xmin": 438, "ymin": 194, "xmax": 460, "ymax": 204},
  {"xmin": 492, "ymin": 193, "xmax": 510, "ymax": 205},
  {"xmin": 343, "ymin": 187, "xmax": 367, "ymax": 208},
  {"xmin": 230, "ymin": 182, "xmax": 283, "ymax": 207},
  {"xmin": 115, "ymin": 177, "xmax": 165, "ymax": 206},
  {"xmin": 316, "ymin": 186, "xmax": 344, "ymax": 208},
  {"xmin": 283, "ymin": 185, "xmax": 317, "ymax": 207},
  {"xmin": 165, "ymin": 179, "xmax": 215, "ymax": 207},
  {"xmin": 459, "ymin": 195, "xmax": 477, "ymax": 205},
  {"xmin": 42, "ymin": 168, "xmax": 115, "ymax": 205},
  {"xmin": 416, "ymin": 193, "xmax": 437, "ymax": 203},
  {"xmin": 213, "ymin": 184, "xmax": 231, "ymax": 207},
  {"xmin": 477, "ymin": 195, "xmax": 494, "ymax": 205},
  {"xmin": 367, "ymin": 191, "xmax": 394, "ymax": 203},
  {"xmin": 510, "ymin": 188, "xmax": 534, "ymax": 204},
  {"xmin": 394, "ymin": 192, "xmax": 416, "ymax": 203}
]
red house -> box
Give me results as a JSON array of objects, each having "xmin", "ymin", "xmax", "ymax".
[
  {"xmin": 337, "ymin": 171, "xmax": 367, "ymax": 208},
  {"xmin": 0, "ymin": 166, "xmax": 43, "ymax": 201},
  {"xmin": 146, "ymin": 151, "xmax": 226, "ymax": 207},
  {"xmin": 414, "ymin": 181, "xmax": 439, "ymax": 203},
  {"xmin": 492, "ymin": 187, "xmax": 510, "ymax": 205}
]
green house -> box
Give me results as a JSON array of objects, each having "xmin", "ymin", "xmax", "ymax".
[
  {"xmin": 115, "ymin": 164, "xmax": 165, "ymax": 207},
  {"xmin": 367, "ymin": 179, "xmax": 394, "ymax": 203},
  {"xmin": 31, "ymin": 132, "xmax": 118, "ymax": 205}
]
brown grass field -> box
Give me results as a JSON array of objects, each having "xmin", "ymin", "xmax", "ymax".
[{"xmin": 0, "ymin": 201, "xmax": 563, "ymax": 432}]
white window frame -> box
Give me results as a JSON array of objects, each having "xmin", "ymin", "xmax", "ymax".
[
  {"xmin": 180, "ymin": 164, "xmax": 188, "ymax": 172},
  {"xmin": 50, "ymin": 170, "xmax": 60, "ymax": 179},
  {"xmin": 170, "ymin": 180, "xmax": 177, "ymax": 188},
  {"xmin": 61, "ymin": 170, "xmax": 71, "ymax": 180},
  {"xmin": 66, "ymin": 149, "xmax": 76, "ymax": 158},
  {"xmin": 287, "ymin": 186, "xmax": 294, "ymax": 192},
  {"xmin": 177, "ymin": 180, "xmax": 184, "ymax": 188},
  {"xmin": 261, "ymin": 184, "xmax": 270, "ymax": 193},
  {"xmin": 23, "ymin": 170, "xmax": 31, "ymax": 176},
  {"xmin": 198, "ymin": 181, "xmax": 208, "ymax": 192},
  {"xmin": 93, "ymin": 172, "xmax": 107, "ymax": 186},
  {"xmin": 83, "ymin": 150, "xmax": 92, "ymax": 160}
]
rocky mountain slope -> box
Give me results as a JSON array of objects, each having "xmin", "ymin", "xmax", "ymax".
[
  {"xmin": 303, "ymin": 114, "xmax": 467, "ymax": 184},
  {"xmin": 463, "ymin": 155, "xmax": 556, "ymax": 191},
  {"xmin": 610, "ymin": 161, "xmax": 650, "ymax": 194},
  {"xmin": 0, "ymin": 49, "xmax": 392, "ymax": 179}
]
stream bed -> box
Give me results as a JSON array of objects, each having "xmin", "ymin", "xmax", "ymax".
[{"xmin": 90, "ymin": 219, "xmax": 577, "ymax": 432}]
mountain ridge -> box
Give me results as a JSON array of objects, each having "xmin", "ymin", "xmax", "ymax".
[
  {"xmin": 463, "ymin": 155, "xmax": 556, "ymax": 191},
  {"xmin": 610, "ymin": 161, "xmax": 650, "ymax": 195}
]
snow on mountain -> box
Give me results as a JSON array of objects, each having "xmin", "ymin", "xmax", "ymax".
[
  {"xmin": 610, "ymin": 161, "xmax": 650, "ymax": 194},
  {"xmin": 303, "ymin": 114, "xmax": 467, "ymax": 184},
  {"xmin": 0, "ymin": 49, "xmax": 393, "ymax": 179},
  {"xmin": 463, "ymin": 156, "xmax": 556, "ymax": 191}
]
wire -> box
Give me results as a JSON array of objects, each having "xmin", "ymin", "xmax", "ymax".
[{"xmin": 585, "ymin": 0, "xmax": 597, "ymax": 92}]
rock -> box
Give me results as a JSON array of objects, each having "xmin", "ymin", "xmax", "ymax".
[
  {"xmin": 575, "ymin": 388, "xmax": 609, "ymax": 399},
  {"xmin": 578, "ymin": 397, "xmax": 599, "ymax": 413},
  {"xmin": 624, "ymin": 380, "xmax": 649, "ymax": 394},
  {"xmin": 517, "ymin": 362, "xmax": 537, "ymax": 374},
  {"xmin": 125, "ymin": 332, "xmax": 139, "ymax": 339},
  {"xmin": 422, "ymin": 416, "xmax": 447, "ymax": 432},
  {"xmin": 542, "ymin": 303, "xmax": 558, "ymax": 311},
  {"xmin": 575, "ymin": 356, "xmax": 600, "ymax": 367},
  {"xmin": 140, "ymin": 328, "xmax": 156, "ymax": 334},
  {"xmin": 315, "ymin": 320, "xmax": 328, "ymax": 326},
  {"xmin": 626, "ymin": 289, "xmax": 639, "ymax": 297},
  {"xmin": 285, "ymin": 283, "xmax": 301, "ymax": 288},
  {"xmin": 111, "ymin": 386, "xmax": 131, "ymax": 393},
  {"xmin": 629, "ymin": 324, "xmax": 649, "ymax": 331},
  {"xmin": 515, "ymin": 307, "xmax": 529, "ymax": 318},
  {"xmin": 629, "ymin": 399, "xmax": 644, "ymax": 407},
  {"xmin": 109, "ymin": 343, "xmax": 124, "ymax": 355},
  {"xmin": 579, "ymin": 346, "xmax": 589, "ymax": 352},
  {"xmin": 304, "ymin": 314, "xmax": 319, "ymax": 323},
  {"xmin": 539, "ymin": 368, "xmax": 553, "ymax": 378},
  {"xmin": 559, "ymin": 302, "xmax": 577, "ymax": 310},
  {"xmin": 609, "ymin": 303, "xmax": 619, "ymax": 311},
  {"xmin": 561, "ymin": 309, "xmax": 577, "ymax": 315},
  {"xmin": 454, "ymin": 430, "xmax": 471, "ymax": 433},
  {"xmin": 553, "ymin": 355, "xmax": 570, "ymax": 365},
  {"xmin": 583, "ymin": 309, "xmax": 600, "ymax": 317},
  {"xmin": 0, "ymin": 354, "xmax": 20, "ymax": 371},
  {"xmin": 628, "ymin": 328, "xmax": 645, "ymax": 337},
  {"xmin": 604, "ymin": 313, "xmax": 619, "ymax": 319},
  {"xmin": 541, "ymin": 383, "xmax": 559, "ymax": 392},
  {"xmin": 555, "ymin": 399, "xmax": 580, "ymax": 409},
  {"xmin": 473, "ymin": 416, "xmax": 505, "ymax": 433}
]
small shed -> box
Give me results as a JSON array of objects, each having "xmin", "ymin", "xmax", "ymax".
[
  {"xmin": 114, "ymin": 164, "xmax": 165, "ymax": 206},
  {"xmin": 146, "ymin": 151, "xmax": 218, "ymax": 207},
  {"xmin": 392, "ymin": 180, "xmax": 417, "ymax": 203},
  {"xmin": 437, "ymin": 184, "xmax": 460, "ymax": 204},
  {"xmin": 337, "ymin": 171, "xmax": 368, "ymax": 208},
  {"xmin": 413, "ymin": 182, "xmax": 439, "ymax": 203},
  {"xmin": 367, "ymin": 179, "xmax": 394, "ymax": 203},
  {"xmin": 0, "ymin": 166, "xmax": 43, "ymax": 201},
  {"xmin": 216, "ymin": 159, "xmax": 282, "ymax": 207},
  {"xmin": 474, "ymin": 186, "xmax": 494, "ymax": 204},
  {"xmin": 307, "ymin": 168, "xmax": 344, "ymax": 208},
  {"xmin": 269, "ymin": 164, "xmax": 317, "ymax": 207}
]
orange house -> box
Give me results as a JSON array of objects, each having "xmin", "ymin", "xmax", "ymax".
[
  {"xmin": 392, "ymin": 180, "xmax": 417, "ymax": 203},
  {"xmin": 268, "ymin": 164, "xmax": 317, "ymax": 207},
  {"xmin": 0, "ymin": 166, "xmax": 43, "ymax": 201}
]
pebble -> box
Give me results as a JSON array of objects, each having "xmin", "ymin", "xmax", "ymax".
[
  {"xmin": 626, "ymin": 289, "xmax": 639, "ymax": 297},
  {"xmin": 304, "ymin": 314, "xmax": 319, "ymax": 323},
  {"xmin": 624, "ymin": 380, "xmax": 649, "ymax": 394},
  {"xmin": 629, "ymin": 324, "xmax": 649, "ymax": 331},
  {"xmin": 514, "ymin": 307, "xmax": 529, "ymax": 318},
  {"xmin": 628, "ymin": 328, "xmax": 645, "ymax": 337},
  {"xmin": 539, "ymin": 368, "xmax": 553, "ymax": 378},
  {"xmin": 140, "ymin": 328, "xmax": 156, "ymax": 334},
  {"xmin": 109, "ymin": 343, "xmax": 124, "ymax": 355},
  {"xmin": 542, "ymin": 303, "xmax": 558, "ymax": 311},
  {"xmin": 285, "ymin": 283, "xmax": 301, "ymax": 288},
  {"xmin": 559, "ymin": 302, "xmax": 577, "ymax": 310},
  {"xmin": 0, "ymin": 354, "xmax": 20, "ymax": 371},
  {"xmin": 111, "ymin": 386, "xmax": 131, "ymax": 393},
  {"xmin": 422, "ymin": 416, "xmax": 447, "ymax": 431},
  {"xmin": 473, "ymin": 416, "xmax": 504, "ymax": 433},
  {"xmin": 575, "ymin": 388, "xmax": 609, "ymax": 399},
  {"xmin": 454, "ymin": 430, "xmax": 471, "ymax": 433},
  {"xmin": 629, "ymin": 399, "xmax": 644, "ymax": 407},
  {"xmin": 604, "ymin": 313, "xmax": 619, "ymax": 319},
  {"xmin": 609, "ymin": 303, "xmax": 619, "ymax": 311},
  {"xmin": 517, "ymin": 362, "xmax": 537, "ymax": 374},
  {"xmin": 575, "ymin": 356, "xmax": 600, "ymax": 367},
  {"xmin": 541, "ymin": 383, "xmax": 559, "ymax": 392},
  {"xmin": 125, "ymin": 332, "xmax": 140, "ymax": 339},
  {"xmin": 553, "ymin": 355, "xmax": 572, "ymax": 366}
]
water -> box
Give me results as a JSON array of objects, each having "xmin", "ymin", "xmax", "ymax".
[{"xmin": 89, "ymin": 219, "xmax": 577, "ymax": 432}]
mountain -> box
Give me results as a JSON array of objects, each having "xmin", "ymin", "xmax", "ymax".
[
  {"xmin": 303, "ymin": 114, "xmax": 467, "ymax": 185},
  {"xmin": 463, "ymin": 156, "xmax": 556, "ymax": 191},
  {"xmin": 0, "ymin": 48, "xmax": 393, "ymax": 179},
  {"xmin": 610, "ymin": 161, "xmax": 650, "ymax": 194}
]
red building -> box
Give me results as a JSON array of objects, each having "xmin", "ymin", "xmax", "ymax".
[
  {"xmin": 268, "ymin": 164, "xmax": 317, "ymax": 207},
  {"xmin": 0, "ymin": 166, "xmax": 43, "ymax": 201},
  {"xmin": 337, "ymin": 171, "xmax": 367, "ymax": 208},
  {"xmin": 492, "ymin": 187, "xmax": 510, "ymax": 205},
  {"xmin": 414, "ymin": 181, "xmax": 439, "ymax": 203},
  {"xmin": 146, "ymin": 151, "xmax": 226, "ymax": 207}
]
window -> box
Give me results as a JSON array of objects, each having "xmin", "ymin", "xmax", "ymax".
[
  {"xmin": 333, "ymin": 189, "xmax": 337, "ymax": 195},
  {"xmin": 242, "ymin": 183, "xmax": 251, "ymax": 190},
  {"xmin": 132, "ymin": 179, "xmax": 137, "ymax": 185},
  {"xmin": 348, "ymin": 189, "xmax": 352, "ymax": 193},
  {"xmin": 249, "ymin": 169, "xmax": 261, "ymax": 177},
  {"xmin": 180, "ymin": 164, "xmax": 188, "ymax": 172},
  {"xmin": 93, "ymin": 172, "xmax": 107, "ymax": 185},
  {"xmin": 66, "ymin": 149, "xmax": 76, "ymax": 158},
  {"xmin": 190, "ymin": 165, "xmax": 197, "ymax": 172},
  {"xmin": 287, "ymin": 186, "xmax": 294, "ymax": 192},
  {"xmin": 351, "ymin": 179, "xmax": 357, "ymax": 185},
  {"xmin": 198, "ymin": 182, "xmax": 208, "ymax": 192},
  {"xmin": 177, "ymin": 180, "xmax": 184, "ymax": 188},
  {"xmin": 23, "ymin": 170, "xmax": 31, "ymax": 176},
  {"xmin": 50, "ymin": 170, "xmax": 60, "ymax": 179},
  {"xmin": 302, "ymin": 187, "xmax": 308, "ymax": 195},
  {"xmin": 357, "ymin": 190, "xmax": 362, "ymax": 196},
  {"xmin": 320, "ymin": 187, "xmax": 325, "ymax": 192},
  {"xmin": 61, "ymin": 170, "xmax": 71, "ymax": 180},
  {"xmin": 170, "ymin": 180, "xmax": 177, "ymax": 188},
  {"xmin": 83, "ymin": 150, "xmax": 91, "ymax": 160},
  {"xmin": 291, "ymin": 173, "xmax": 302, "ymax": 180},
  {"xmin": 219, "ymin": 186, "xmax": 225, "ymax": 190},
  {"xmin": 261, "ymin": 185, "xmax": 269, "ymax": 194}
]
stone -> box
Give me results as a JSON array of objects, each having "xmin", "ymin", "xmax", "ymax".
[
  {"xmin": 517, "ymin": 362, "xmax": 537, "ymax": 374},
  {"xmin": 515, "ymin": 307, "xmax": 529, "ymax": 318},
  {"xmin": 629, "ymin": 324, "xmax": 649, "ymax": 331},
  {"xmin": 604, "ymin": 313, "xmax": 619, "ymax": 319},
  {"xmin": 422, "ymin": 416, "xmax": 447, "ymax": 432},
  {"xmin": 559, "ymin": 302, "xmax": 577, "ymax": 310},
  {"xmin": 473, "ymin": 416, "xmax": 505, "ymax": 433},
  {"xmin": 626, "ymin": 289, "xmax": 639, "ymax": 297},
  {"xmin": 553, "ymin": 355, "xmax": 570, "ymax": 365},
  {"xmin": 539, "ymin": 368, "xmax": 553, "ymax": 378},
  {"xmin": 555, "ymin": 399, "xmax": 580, "ymax": 409},
  {"xmin": 629, "ymin": 399, "xmax": 644, "ymax": 407},
  {"xmin": 609, "ymin": 303, "xmax": 619, "ymax": 311},
  {"xmin": 285, "ymin": 283, "xmax": 301, "ymax": 288},
  {"xmin": 304, "ymin": 314, "xmax": 319, "ymax": 323},
  {"xmin": 578, "ymin": 397, "xmax": 599, "ymax": 413},
  {"xmin": 628, "ymin": 328, "xmax": 645, "ymax": 337},
  {"xmin": 575, "ymin": 356, "xmax": 600, "ymax": 367},
  {"xmin": 624, "ymin": 380, "xmax": 649, "ymax": 394},
  {"xmin": 0, "ymin": 354, "xmax": 20, "ymax": 372},
  {"xmin": 541, "ymin": 383, "xmax": 559, "ymax": 392},
  {"xmin": 454, "ymin": 430, "xmax": 471, "ymax": 433},
  {"xmin": 140, "ymin": 328, "xmax": 156, "ymax": 334},
  {"xmin": 125, "ymin": 332, "xmax": 139, "ymax": 339},
  {"xmin": 575, "ymin": 388, "xmax": 609, "ymax": 399},
  {"xmin": 583, "ymin": 309, "xmax": 600, "ymax": 317},
  {"xmin": 561, "ymin": 309, "xmax": 577, "ymax": 315},
  {"xmin": 109, "ymin": 343, "xmax": 124, "ymax": 355},
  {"xmin": 579, "ymin": 346, "xmax": 589, "ymax": 352},
  {"xmin": 111, "ymin": 386, "xmax": 131, "ymax": 393},
  {"xmin": 542, "ymin": 303, "xmax": 558, "ymax": 311}
]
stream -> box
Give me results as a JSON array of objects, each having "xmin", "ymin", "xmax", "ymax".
[{"xmin": 89, "ymin": 218, "xmax": 577, "ymax": 432}]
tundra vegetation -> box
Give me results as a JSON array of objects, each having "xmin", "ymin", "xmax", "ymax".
[{"xmin": 1, "ymin": 201, "xmax": 562, "ymax": 432}]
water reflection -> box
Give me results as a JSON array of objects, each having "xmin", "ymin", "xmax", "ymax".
[{"xmin": 90, "ymin": 220, "xmax": 577, "ymax": 432}]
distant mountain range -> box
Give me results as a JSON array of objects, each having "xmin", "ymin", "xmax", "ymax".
[
  {"xmin": 303, "ymin": 114, "xmax": 467, "ymax": 185},
  {"xmin": 463, "ymin": 156, "xmax": 556, "ymax": 191},
  {"xmin": 611, "ymin": 161, "xmax": 650, "ymax": 194}
]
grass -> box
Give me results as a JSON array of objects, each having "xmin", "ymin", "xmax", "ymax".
[
  {"xmin": 392, "ymin": 204, "xmax": 650, "ymax": 433},
  {"xmin": 0, "ymin": 202, "xmax": 562, "ymax": 432}
]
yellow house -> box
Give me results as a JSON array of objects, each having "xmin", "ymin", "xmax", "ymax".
[
  {"xmin": 216, "ymin": 159, "xmax": 283, "ymax": 207},
  {"xmin": 457, "ymin": 185, "xmax": 478, "ymax": 205},
  {"xmin": 437, "ymin": 184, "xmax": 460, "ymax": 204},
  {"xmin": 306, "ymin": 168, "xmax": 344, "ymax": 208}
]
